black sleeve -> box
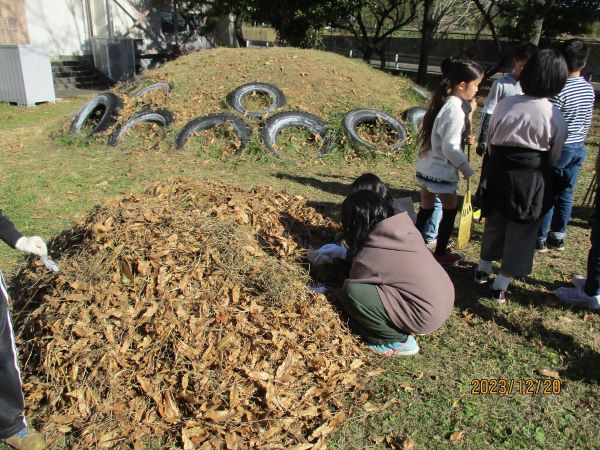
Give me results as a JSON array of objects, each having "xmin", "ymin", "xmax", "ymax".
[
  {"xmin": 478, "ymin": 113, "xmax": 492, "ymax": 143},
  {"xmin": 345, "ymin": 247, "xmax": 356, "ymax": 261},
  {"xmin": 0, "ymin": 210, "xmax": 23, "ymax": 248}
]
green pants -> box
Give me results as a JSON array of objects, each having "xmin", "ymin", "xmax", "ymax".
[{"xmin": 338, "ymin": 282, "xmax": 409, "ymax": 345}]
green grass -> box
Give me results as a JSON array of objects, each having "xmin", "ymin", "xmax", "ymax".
[{"xmin": 1, "ymin": 49, "xmax": 599, "ymax": 449}]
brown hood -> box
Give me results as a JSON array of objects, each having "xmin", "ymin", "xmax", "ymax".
[{"xmin": 345, "ymin": 213, "xmax": 455, "ymax": 334}]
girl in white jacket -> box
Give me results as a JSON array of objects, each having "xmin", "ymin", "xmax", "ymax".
[{"xmin": 415, "ymin": 57, "xmax": 483, "ymax": 266}]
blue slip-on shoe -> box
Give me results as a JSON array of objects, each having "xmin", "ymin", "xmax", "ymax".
[{"xmin": 368, "ymin": 335, "xmax": 420, "ymax": 356}]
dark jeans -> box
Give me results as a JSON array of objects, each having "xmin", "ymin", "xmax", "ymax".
[
  {"xmin": 0, "ymin": 271, "xmax": 26, "ymax": 438},
  {"xmin": 338, "ymin": 282, "xmax": 409, "ymax": 345},
  {"xmin": 539, "ymin": 142, "xmax": 586, "ymax": 240},
  {"xmin": 585, "ymin": 186, "xmax": 600, "ymax": 297}
]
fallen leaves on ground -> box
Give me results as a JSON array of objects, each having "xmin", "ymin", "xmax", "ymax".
[{"xmin": 12, "ymin": 179, "xmax": 373, "ymax": 448}]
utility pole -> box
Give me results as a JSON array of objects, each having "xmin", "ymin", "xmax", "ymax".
[
  {"xmin": 172, "ymin": 0, "xmax": 179, "ymax": 53},
  {"xmin": 106, "ymin": 0, "xmax": 115, "ymax": 41}
]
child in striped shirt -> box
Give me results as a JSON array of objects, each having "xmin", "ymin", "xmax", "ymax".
[{"xmin": 536, "ymin": 39, "xmax": 596, "ymax": 252}]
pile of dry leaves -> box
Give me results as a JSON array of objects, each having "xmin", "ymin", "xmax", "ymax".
[{"xmin": 11, "ymin": 180, "xmax": 378, "ymax": 449}]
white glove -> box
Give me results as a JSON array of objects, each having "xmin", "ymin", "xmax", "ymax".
[
  {"xmin": 315, "ymin": 243, "xmax": 348, "ymax": 264},
  {"xmin": 15, "ymin": 236, "xmax": 47, "ymax": 257}
]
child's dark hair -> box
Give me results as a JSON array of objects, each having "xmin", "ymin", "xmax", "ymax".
[
  {"xmin": 513, "ymin": 42, "xmax": 538, "ymax": 61},
  {"xmin": 520, "ymin": 48, "xmax": 567, "ymax": 98},
  {"xmin": 559, "ymin": 39, "xmax": 589, "ymax": 72},
  {"xmin": 341, "ymin": 190, "xmax": 395, "ymax": 252},
  {"xmin": 350, "ymin": 173, "xmax": 392, "ymax": 202},
  {"xmin": 418, "ymin": 57, "xmax": 483, "ymax": 153}
]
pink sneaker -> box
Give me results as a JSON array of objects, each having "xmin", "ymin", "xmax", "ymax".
[{"xmin": 434, "ymin": 251, "xmax": 464, "ymax": 266}]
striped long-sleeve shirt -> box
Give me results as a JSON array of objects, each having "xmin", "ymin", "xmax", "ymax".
[{"xmin": 550, "ymin": 77, "xmax": 595, "ymax": 145}]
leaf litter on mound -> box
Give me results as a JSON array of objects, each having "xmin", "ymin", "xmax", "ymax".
[
  {"xmin": 59, "ymin": 47, "xmax": 417, "ymax": 154},
  {"xmin": 12, "ymin": 179, "xmax": 378, "ymax": 449}
]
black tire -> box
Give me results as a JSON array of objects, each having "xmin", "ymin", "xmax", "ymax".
[
  {"xmin": 69, "ymin": 92, "xmax": 123, "ymax": 135},
  {"xmin": 400, "ymin": 106, "xmax": 426, "ymax": 135},
  {"xmin": 342, "ymin": 108, "xmax": 408, "ymax": 153},
  {"xmin": 174, "ymin": 113, "xmax": 252, "ymax": 155},
  {"xmin": 226, "ymin": 82, "xmax": 286, "ymax": 119},
  {"xmin": 107, "ymin": 108, "xmax": 174, "ymax": 147},
  {"xmin": 260, "ymin": 111, "xmax": 332, "ymax": 159},
  {"xmin": 132, "ymin": 82, "xmax": 173, "ymax": 98}
]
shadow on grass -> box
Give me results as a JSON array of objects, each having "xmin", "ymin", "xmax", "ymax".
[
  {"xmin": 569, "ymin": 205, "xmax": 594, "ymax": 229},
  {"xmin": 275, "ymin": 172, "xmax": 420, "ymax": 202},
  {"xmin": 274, "ymin": 172, "xmax": 420, "ymax": 222},
  {"xmin": 275, "ymin": 172, "xmax": 351, "ymax": 197},
  {"xmin": 450, "ymin": 261, "xmax": 600, "ymax": 383}
]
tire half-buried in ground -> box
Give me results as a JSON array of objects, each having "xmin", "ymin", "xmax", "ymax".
[
  {"xmin": 343, "ymin": 108, "xmax": 408, "ymax": 153},
  {"xmin": 260, "ymin": 111, "xmax": 332, "ymax": 159},
  {"xmin": 108, "ymin": 109, "xmax": 174, "ymax": 147},
  {"xmin": 69, "ymin": 92, "xmax": 123, "ymax": 135},
  {"xmin": 132, "ymin": 82, "xmax": 173, "ymax": 98},
  {"xmin": 400, "ymin": 106, "xmax": 426, "ymax": 135},
  {"xmin": 226, "ymin": 82, "xmax": 286, "ymax": 119},
  {"xmin": 175, "ymin": 113, "xmax": 252, "ymax": 155}
]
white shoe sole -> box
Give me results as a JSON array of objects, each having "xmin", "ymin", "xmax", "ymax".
[{"xmin": 571, "ymin": 275, "xmax": 586, "ymax": 289}]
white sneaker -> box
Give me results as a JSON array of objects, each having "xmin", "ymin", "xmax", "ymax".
[
  {"xmin": 555, "ymin": 286, "xmax": 600, "ymax": 310},
  {"xmin": 571, "ymin": 275, "xmax": 586, "ymax": 289}
]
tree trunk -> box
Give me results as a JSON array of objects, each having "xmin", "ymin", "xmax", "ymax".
[
  {"xmin": 234, "ymin": 12, "xmax": 246, "ymax": 47},
  {"xmin": 417, "ymin": 0, "xmax": 434, "ymax": 85},
  {"xmin": 530, "ymin": 17, "xmax": 544, "ymax": 45},
  {"xmin": 523, "ymin": 0, "xmax": 553, "ymax": 45}
]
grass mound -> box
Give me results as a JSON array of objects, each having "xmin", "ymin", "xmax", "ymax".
[
  {"xmin": 141, "ymin": 47, "xmax": 417, "ymax": 122},
  {"xmin": 11, "ymin": 180, "xmax": 377, "ymax": 449},
  {"xmin": 68, "ymin": 47, "xmax": 421, "ymax": 153}
]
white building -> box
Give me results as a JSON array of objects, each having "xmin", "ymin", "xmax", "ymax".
[{"xmin": 0, "ymin": 0, "xmax": 236, "ymax": 66}]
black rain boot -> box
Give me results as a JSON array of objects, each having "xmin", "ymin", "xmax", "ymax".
[
  {"xmin": 415, "ymin": 207, "xmax": 435, "ymax": 235},
  {"xmin": 434, "ymin": 207, "xmax": 458, "ymax": 256}
]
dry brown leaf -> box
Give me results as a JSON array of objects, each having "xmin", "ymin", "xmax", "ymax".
[
  {"xmin": 402, "ymin": 435, "xmax": 415, "ymax": 450},
  {"xmin": 449, "ymin": 430, "xmax": 465, "ymax": 442},
  {"xmin": 159, "ymin": 391, "xmax": 181, "ymax": 423},
  {"xmin": 52, "ymin": 415, "xmax": 78, "ymax": 425},
  {"xmin": 539, "ymin": 369, "xmax": 560, "ymax": 379},
  {"xmin": 204, "ymin": 410, "xmax": 236, "ymax": 422},
  {"xmin": 363, "ymin": 402, "xmax": 380, "ymax": 412},
  {"xmin": 294, "ymin": 406, "xmax": 319, "ymax": 417},
  {"xmin": 370, "ymin": 435, "xmax": 385, "ymax": 444}
]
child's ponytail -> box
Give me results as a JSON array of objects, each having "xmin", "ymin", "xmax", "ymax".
[
  {"xmin": 418, "ymin": 57, "xmax": 483, "ymax": 154},
  {"xmin": 418, "ymin": 79, "xmax": 451, "ymax": 153}
]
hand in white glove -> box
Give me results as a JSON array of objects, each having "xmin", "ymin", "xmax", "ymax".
[
  {"xmin": 15, "ymin": 236, "xmax": 48, "ymax": 257},
  {"xmin": 316, "ymin": 243, "xmax": 348, "ymax": 263}
]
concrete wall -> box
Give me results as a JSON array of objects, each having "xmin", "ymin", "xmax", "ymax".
[
  {"xmin": 15, "ymin": 0, "xmax": 236, "ymax": 59},
  {"xmin": 24, "ymin": 0, "xmax": 90, "ymax": 56},
  {"xmin": 323, "ymin": 33, "xmax": 600, "ymax": 80},
  {"xmin": 0, "ymin": 0, "xmax": 29, "ymax": 44},
  {"xmin": 242, "ymin": 28, "xmax": 600, "ymax": 80}
]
